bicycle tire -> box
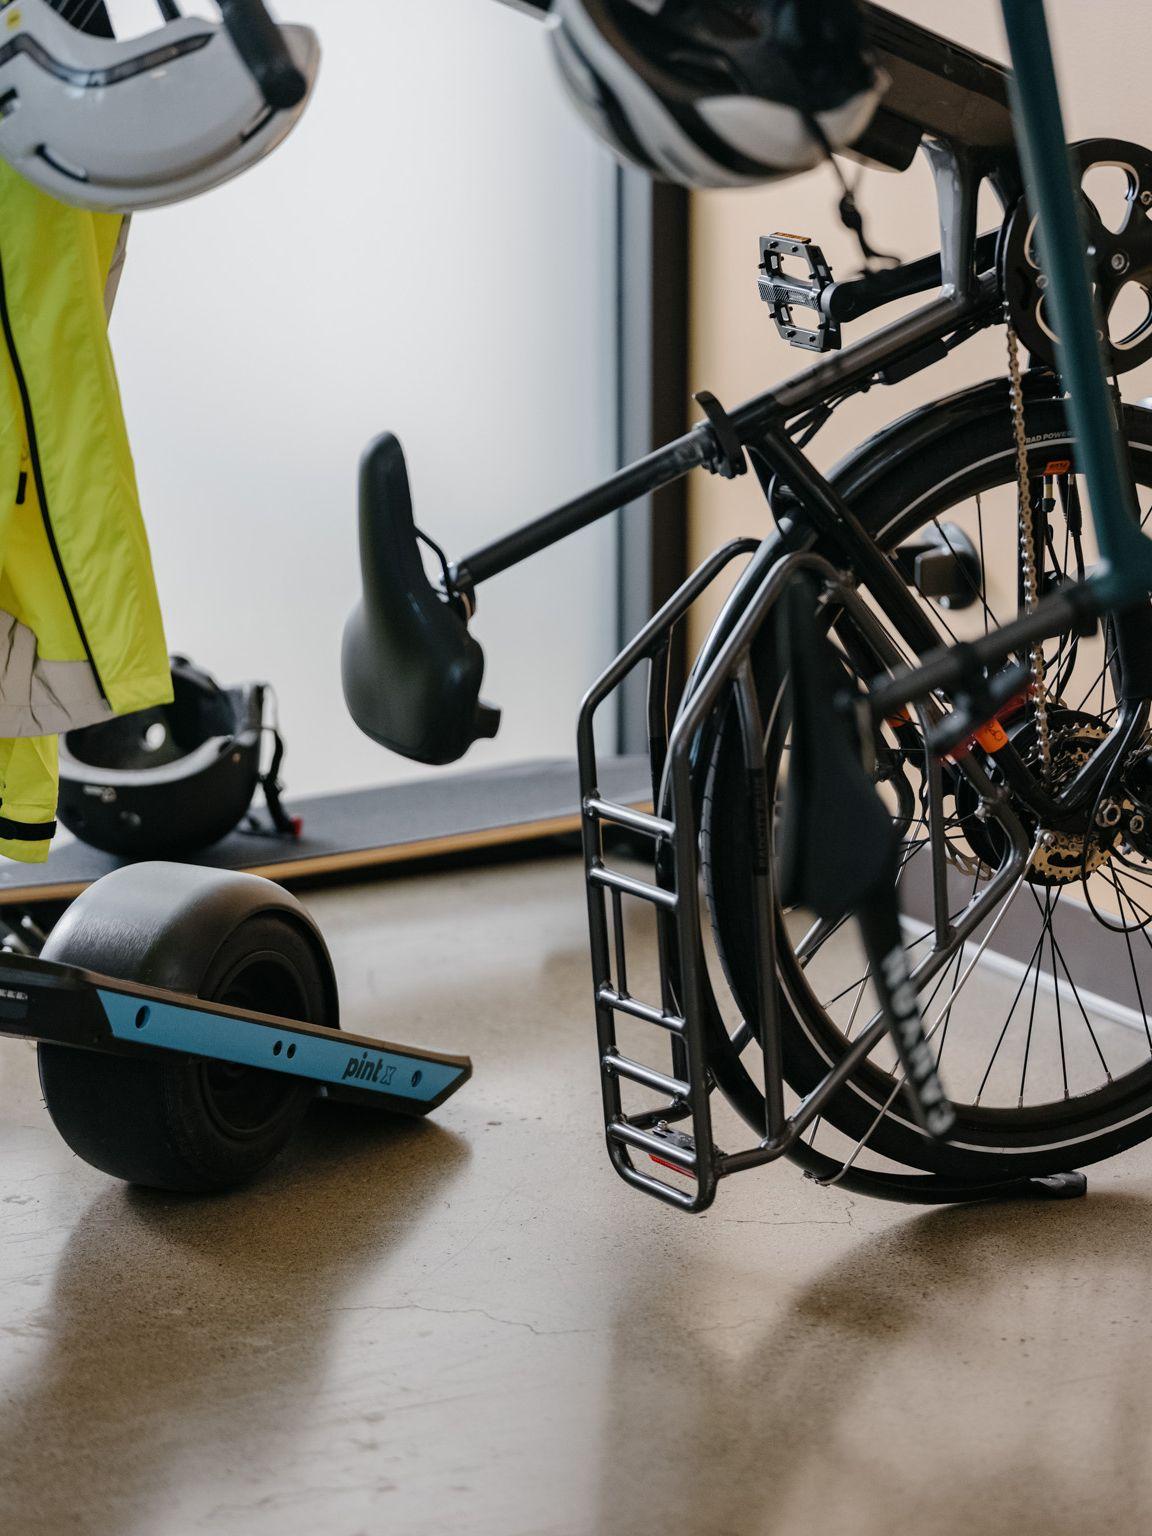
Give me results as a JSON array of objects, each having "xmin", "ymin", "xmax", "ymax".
[{"xmin": 704, "ymin": 388, "xmax": 1152, "ymax": 1180}]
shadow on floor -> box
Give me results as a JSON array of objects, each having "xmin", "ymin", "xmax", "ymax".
[
  {"xmin": 596, "ymin": 1189, "xmax": 1152, "ymax": 1536},
  {"xmin": 0, "ymin": 1107, "xmax": 469, "ymax": 1536}
]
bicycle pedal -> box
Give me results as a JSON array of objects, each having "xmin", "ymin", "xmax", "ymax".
[
  {"xmin": 758, "ymin": 234, "xmax": 841, "ymax": 354},
  {"xmin": 643, "ymin": 1124, "xmax": 725, "ymax": 1180}
]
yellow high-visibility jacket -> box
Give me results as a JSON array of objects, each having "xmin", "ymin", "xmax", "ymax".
[{"xmin": 0, "ymin": 163, "xmax": 170, "ymax": 863}]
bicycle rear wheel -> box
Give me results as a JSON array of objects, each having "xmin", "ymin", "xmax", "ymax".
[{"xmin": 704, "ymin": 390, "xmax": 1152, "ymax": 1180}]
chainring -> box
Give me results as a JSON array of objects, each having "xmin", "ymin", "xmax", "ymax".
[{"xmin": 1000, "ymin": 138, "xmax": 1152, "ymax": 376}]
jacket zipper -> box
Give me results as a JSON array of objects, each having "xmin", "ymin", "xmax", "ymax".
[{"xmin": 0, "ymin": 245, "xmax": 106, "ymax": 699}]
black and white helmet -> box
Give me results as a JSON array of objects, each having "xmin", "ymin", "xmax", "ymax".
[
  {"xmin": 549, "ymin": 0, "xmax": 885, "ymax": 189},
  {"xmin": 58, "ymin": 656, "xmax": 296, "ymax": 857},
  {"xmin": 0, "ymin": 0, "xmax": 319, "ymax": 213}
]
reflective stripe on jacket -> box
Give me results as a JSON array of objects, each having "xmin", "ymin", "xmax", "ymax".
[{"xmin": 0, "ymin": 164, "xmax": 170, "ymax": 862}]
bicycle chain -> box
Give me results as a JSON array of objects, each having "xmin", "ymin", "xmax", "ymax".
[
  {"xmin": 1005, "ymin": 311, "xmax": 1052, "ymax": 776},
  {"xmin": 934, "ymin": 316, "xmax": 1051, "ymax": 879}
]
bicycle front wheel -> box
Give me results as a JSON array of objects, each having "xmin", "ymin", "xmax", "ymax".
[{"xmin": 705, "ymin": 389, "xmax": 1152, "ymax": 1181}]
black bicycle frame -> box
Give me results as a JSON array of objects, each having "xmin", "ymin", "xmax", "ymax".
[
  {"xmin": 578, "ymin": 542, "xmax": 1045, "ymax": 1210},
  {"xmin": 447, "ymin": 121, "xmax": 1152, "ymax": 834},
  {"xmin": 450, "ymin": 150, "xmax": 996, "ymax": 595},
  {"xmin": 393, "ymin": 1, "xmax": 1152, "ymax": 1206}
]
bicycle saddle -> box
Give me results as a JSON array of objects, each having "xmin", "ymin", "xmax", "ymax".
[{"xmin": 342, "ymin": 434, "xmax": 501, "ymax": 765}]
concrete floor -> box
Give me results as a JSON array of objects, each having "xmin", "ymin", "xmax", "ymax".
[{"xmin": 2, "ymin": 851, "xmax": 1151, "ymax": 1536}]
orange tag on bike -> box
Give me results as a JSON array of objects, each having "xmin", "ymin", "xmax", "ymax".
[
  {"xmin": 974, "ymin": 718, "xmax": 1010, "ymax": 752},
  {"xmin": 1044, "ymin": 458, "xmax": 1072, "ymax": 476}
]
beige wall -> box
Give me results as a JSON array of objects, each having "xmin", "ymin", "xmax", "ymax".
[{"xmin": 687, "ymin": 0, "xmax": 1152, "ymax": 642}]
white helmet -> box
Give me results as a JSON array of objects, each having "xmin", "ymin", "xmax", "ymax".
[
  {"xmin": 549, "ymin": 0, "xmax": 884, "ymax": 190},
  {"xmin": 0, "ymin": 0, "xmax": 320, "ymax": 212}
]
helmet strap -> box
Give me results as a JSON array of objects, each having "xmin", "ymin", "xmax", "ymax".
[
  {"xmin": 802, "ymin": 109, "xmax": 898, "ymax": 273},
  {"xmin": 259, "ymin": 724, "xmax": 297, "ymax": 838},
  {"xmin": 243, "ymin": 685, "xmax": 299, "ymax": 839}
]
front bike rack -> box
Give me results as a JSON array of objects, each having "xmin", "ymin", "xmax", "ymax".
[
  {"xmin": 578, "ymin": 544, "xmax": 1087, "ymax": 1212},
  {"xmin": 579, "ymin": 539, "xmax": 760, "ymax": 1212}
]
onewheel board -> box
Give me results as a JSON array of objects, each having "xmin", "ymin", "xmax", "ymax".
[{"xmin": 0, "ymin": 757, "xmax": 652, "ymax": 908}]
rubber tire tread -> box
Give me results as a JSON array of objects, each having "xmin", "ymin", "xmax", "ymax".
[{"xmin": 38, "ymin": 913, "xmax": 330, "ymax": 1193}]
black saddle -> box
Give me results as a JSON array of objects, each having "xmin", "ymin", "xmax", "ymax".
[{"xmin": 342, "ymin": 434, "xmax": 501, "ymax": 766}]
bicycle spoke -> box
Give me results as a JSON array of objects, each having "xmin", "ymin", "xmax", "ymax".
[
  {"xmin": 983, "ymin": 491, "xmax": 995, "ymax": 635},
  {"xmin": 766, "ymin": 440, "xmax": 1152, "ymax": 1163},
  {"xmin": 1110, "ymin": 876, "xmax": 1152, "ymax": 924},
  {"xmin": 931, "ymin": 515, "xmax": 1001, "ymax": 631},
  {"xmin": 1017, "ymin": 885, "xmax": 1050, "ymax": 1106},
  {"xmin": 975, "ymin": 922, "xmax": 1046, "ymax": 1103},
  {"xmin": 796, "ymin": 911, "xmax": 851, "ymax": 966},
  {"xmin": 1048, "ymin": 915, "xmax": 1113, "ymax": 1081},
  {"xmin": 1109, "ymin": 869, "xmax": 1152, "ymax": 1057},
  {"xmin": 1050, "ymin": 905, "xmax": 1069, "ymax": 1099},
  {"xmin": 934, "ymin": 863, "xmax": 983, "ymax": 1068},
  {"xmin": 816, "ymin": 923, "xmax": 936, "ymax": 1011},
  {"xmin": 1069, "ymin": 635, "xmax": 1119, "ymax": 715}
]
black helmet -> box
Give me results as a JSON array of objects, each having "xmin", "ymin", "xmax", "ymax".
[
  {"xmin": 58, "ymin": 656, "xmax": 296, "ymax": 858},
  {"xmin": 549, "ymin": 0, "xmax": 884, "ymax": 188}
]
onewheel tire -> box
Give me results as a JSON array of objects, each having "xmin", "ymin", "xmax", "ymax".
[{"xmin": 37, "ymin": 864, "xmax": 337, "ymax": 1193}]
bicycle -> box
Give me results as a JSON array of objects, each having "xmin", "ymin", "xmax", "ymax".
[{"xmin": 343, "ymin": 0, "xmax": 1152, "ymax": 1212}]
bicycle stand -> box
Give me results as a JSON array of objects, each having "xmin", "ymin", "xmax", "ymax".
[{"xmin": 786, "ymin": 1138, "xmax": 1087, "ymax": 1205}]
